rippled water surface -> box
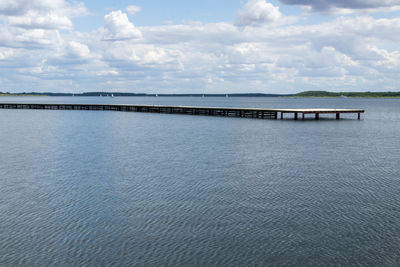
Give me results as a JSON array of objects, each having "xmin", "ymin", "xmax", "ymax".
[{"xmin": 1, "ymin": 97, "xmax": 400, "ymax": 266}]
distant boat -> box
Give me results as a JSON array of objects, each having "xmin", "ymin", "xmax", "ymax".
[
  {"xmin": 156, "ymin": 94, "xmax": 158, "ymax": 97},
  {"xmin": 111, "ymin": 93, "xmax": 114, "ymax": 98},
  {"xmin": 340, "ymin": 95, "xmax": 347, "ymax": 99}
]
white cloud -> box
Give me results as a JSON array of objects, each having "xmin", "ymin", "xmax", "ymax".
[
  {"xmin": 126, "ymin": 5, "xmax": 141, "ymax": 15},
  {"xmin": 67, "ymin": 41, "xmax": 91, "ymax": 58},
  {"xmin": 14, "ymin": 28, "xmax": 62, "ymax": 47},
  {"xmin": 103, "ymin": 10, "xmax": 142, "ymax": 40},
  {"xmin": 0, "ymin": 1, "xmax": 399, "ymax": 93},
  {"xmin": 7, "ymin": 10, "xmax": 73, "ymax": 30},
  {"xmin": 0, "ymin": 47, "xmax": 14, "ymax": 60},
  {"xmin": 235, "ymin": 0, "xmax": 282, "ymax": 27},
  {"xmin": 0, "ymin": 0, "xmax": 87, "ymax": 16},
  {"xmin": 97, "ymin": 70, "xmax": 119, "ymax": 76},
  {"xmin": 279, "ymin": 0, "xmax": 400, "ymax": 14},
  {"xmin": 0, "ymin": 0, "xmax": 87, "ymax": 30},
  {"xmin": 103, "ymin": 42, "xmax": 175, "ymax": 67}
]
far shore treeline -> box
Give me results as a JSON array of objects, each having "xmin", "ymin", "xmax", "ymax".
[{"xmin": 0, "ymin": 91, "xmax": 399, "ymax": 98}]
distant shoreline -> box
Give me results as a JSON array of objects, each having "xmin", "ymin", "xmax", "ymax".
[
  {"xmin": 0, "ymin": 91, "xmax": 399, "ymax": 98},
  {"xmin": 292, "ymin": 91, "xmax": 400, "ymax": 98}
]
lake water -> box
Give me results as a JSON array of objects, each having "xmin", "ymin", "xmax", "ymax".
[{"xmin": 0, "ymin": 96, "xmax": 399, "ymax": 266}]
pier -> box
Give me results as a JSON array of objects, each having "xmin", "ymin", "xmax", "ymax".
[{"xmin": 0, "ymin": 103, "xmax": 364, "ymax": 120}]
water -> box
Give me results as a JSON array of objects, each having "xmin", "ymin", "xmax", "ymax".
[{"xmin": 0, "ymin": 97, "xmax": 399, "ymax": 266}]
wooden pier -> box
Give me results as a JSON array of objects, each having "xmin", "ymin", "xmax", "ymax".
[{"xmin": 0, "ymin": 103, "xmax": 364, "ymax": 120}]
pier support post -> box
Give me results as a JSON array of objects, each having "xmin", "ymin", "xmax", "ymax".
[
  {"xmin": 302, "ymin": 113, "xmax": 305, "ymax": 121},
  {"xmin": 336, "ymin": 113, "xmax": 340, "ymax": 120},
  {"xmin": 315, "ymin": 113, "xmax": 319, "ymax": 120},
  {"xmin": 281, "ymin": 112, "xmax": 284, "ymax": 120},
  {"xmin": 358, "ymin": 113, "xmax": 360, "ymax": 120},
  {"xmin": 294, "ymin": 112, "xmax": 298, "ymax": 120}
]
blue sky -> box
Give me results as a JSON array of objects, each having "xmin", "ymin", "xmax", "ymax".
[
  {"xmin": 74, "ymin": 0, "xmax": 303, "ymax": 30},
  {"xmin": 0, "ymin": 0, "xmax": 399, "ymax": 93},
  {"xmin": 77, "ymin": 0, "xmax": 242, "ymax": 29}
]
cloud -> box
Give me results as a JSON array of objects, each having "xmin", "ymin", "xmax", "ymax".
[
  {"xmin": 102, "ymin": 42, "xmax": 175, "ymax": 67},
  {"xmin": 126, "ymin": 5, "xmax": 141, "ymax": 15},
  {"xmin": 0, "ymin": 1, "xmax": 399, "ymax": 93},
  {"xmin": 0, "ymin": 0, "xmax": 87, "ymax": 31},
  {"xmin": 235, "ymin": 0, "xmax": 282, "ymax": 27},
  {"xmin": 103, "ymin": 10, "xmax": 142, "ymax": 40},
  {"xmin": 67, "ymin": 41, "xmax": 91, "ymax": 58},
  {"xmin": 0, "ymin": 0, "xmax": 87, "ymax": 16},
  {"xmin": 96, "ymin": 16, "xmax": 400, "ymax": 92},
  {"xmin": 0, "ymin": 25, "xmax": 62, "ymax": 49},
  {"xmin": 279, "ymin": 0, "xmax": 400, "ymax": 14},
  {"xmin": 6, "ymin": 10, "xmax": 73, "ymax": 30},
  {"xmin": 0, "ymin": 47, "xmax": 14, "ymax": 60}
]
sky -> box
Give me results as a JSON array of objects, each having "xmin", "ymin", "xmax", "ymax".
[{"xmin": 0, "ymin": 0, "xmax": 400, "ymax": 94}]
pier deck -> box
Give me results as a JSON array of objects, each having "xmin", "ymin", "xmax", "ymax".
[{"xmin": 0, "ymin": 103, "xmax": 364, "ymax": 120}]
